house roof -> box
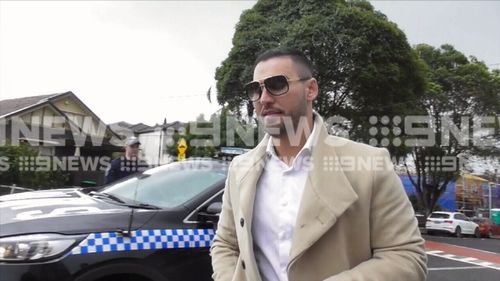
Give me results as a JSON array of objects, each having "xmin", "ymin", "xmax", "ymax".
[
  {"xmin": 0, "ymin": 92, "xmax": 122, "ymax": 147},
  {"xmin": 108, "ymin": 122, "xmax": 153, "ymax": 135},
  {"xmin": 130, "ymin": 123, "xmax": 153, "ymax": 132},
  {"xmin": 108, "ymin": 121, "xmax": 185, "ymax": 135},
  {"xmin": 0, "ymin": 93, "xmax": 59, "ymax": 117},
  {"xmin": 0, "ymin": 92, "xmax": 106, "ymax": 124}
]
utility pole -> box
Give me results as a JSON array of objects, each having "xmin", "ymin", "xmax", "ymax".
[
  {"xmin": 157, "ymin": 118, "xmax": 167, "ymax": 166},
  {"xmin": 489, "ymin": 182, "xmax": 493, "ymax": 218},
  {"xmin": 461, "ymin": 172, "xmax": 466, "ymax": 210},
  {"xmin": 492, "ymin": 169, "xmax": 498, "ymax": 219}
]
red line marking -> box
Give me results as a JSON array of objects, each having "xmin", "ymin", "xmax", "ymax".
[{"xmin": 425, "ymin": 240, "xmax": 500, "ymax": 264}]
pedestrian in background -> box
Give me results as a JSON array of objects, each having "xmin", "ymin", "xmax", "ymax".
[
  {"xmin": 210, "ymin": 47, "xmax": 427, "ymax": 281},
  {"xmin": 105, "ymin": 136, "xmax": 149, "ymax": 184}
]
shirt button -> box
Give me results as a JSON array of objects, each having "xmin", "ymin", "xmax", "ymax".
[
  {"xmin": 241, "ymin": 260, "xmax": 246, "ymax": 270},
  {"xmin": 240, "ymin": 218, "xmax": 244, "ymax": 227}
]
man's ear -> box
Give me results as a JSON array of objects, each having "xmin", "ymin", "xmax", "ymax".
[{"xmin": 306, "ymin": 78, "xmax": 318, "ymax": 101}]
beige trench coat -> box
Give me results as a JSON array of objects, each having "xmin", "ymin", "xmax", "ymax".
[{"xmin": 211, "ymin": 116, "xmax": 427, "ymax": 281}]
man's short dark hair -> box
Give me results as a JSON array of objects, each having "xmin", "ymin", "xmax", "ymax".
[{"xmin": 255, "ymin": 47, "xmax": 314, "ymax": 78}]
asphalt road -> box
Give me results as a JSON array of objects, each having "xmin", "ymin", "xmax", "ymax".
[
  {"xmin": 424, "ymin": 234, "xmax": 500, "ymax": 281},
  {"xmin": 424, "ymin": 234, "xmax": 500, "ymax": 254}
]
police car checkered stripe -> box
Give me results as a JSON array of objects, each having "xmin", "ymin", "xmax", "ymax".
[{"xmin": 70, "ymin": 229, "xmax": 215, "ymax": 255}]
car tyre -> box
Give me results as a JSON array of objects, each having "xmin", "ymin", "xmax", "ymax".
[
  {"xmin": 455, "ymin": 226, "xmax": 462, "ymax": 238},
  {"xmin": 474, "ymin": 227, "xmax": 481, "ymax": 238},
  {"xmin": 488, "ymin": 230, "xmax": 493, "ymax": 238}
]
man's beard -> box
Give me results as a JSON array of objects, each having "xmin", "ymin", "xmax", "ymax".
[{"xmin": 260, "ymin": 113, "xmax": 311, "ymax": 145}]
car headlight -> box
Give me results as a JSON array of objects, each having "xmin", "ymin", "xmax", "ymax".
[{"xmin": 0, "ymin": 234, "xmax": 84, "ymax": 261}]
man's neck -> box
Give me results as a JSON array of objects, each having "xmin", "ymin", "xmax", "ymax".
[
  {"xmin": 125, "ymin": 154, "xmax": 136, "ymax": 160},
  {"xmin": 271, "ymin": 117, "xmax": 314, "ymax": 166},
  {"xmin": 272, "ymin": 137, "xmax": 305, "ymax": 166}
]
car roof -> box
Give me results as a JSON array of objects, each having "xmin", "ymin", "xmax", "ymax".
[
  {"xmin": 431, "ymin": 211, "xmax": 466, "ymax": 216},
  {"xmin": 144, "ymin": 159, "xmax": 229, "ymax": 175}
]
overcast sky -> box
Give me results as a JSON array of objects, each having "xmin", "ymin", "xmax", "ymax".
[{"xmin": 1, "ymin": 1, "xmax": 499, "ymax": 126}]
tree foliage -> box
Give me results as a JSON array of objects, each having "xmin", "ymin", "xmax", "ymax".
[
  {"xmin": 165, "ymin": 109, "xmax": 259, "ymax": 159},
  {"xmin": 214, "ymin": 0, "xmax": 500, "ymax": 215},
  {"xmin": 215, "ymin": 0, "xmax": 425, "ymax": 143},
  {"xmin": 0, "ymin": 144, "xmax": 68, "ymax": 189},
  {"xmin": 407, "ymin": 44, "xmax": 500, "ymax": 215}
]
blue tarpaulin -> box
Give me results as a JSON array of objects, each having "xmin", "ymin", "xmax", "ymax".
[{"xmin": 399, "ymin": 175, "xmax": 456, "ymax": 211}]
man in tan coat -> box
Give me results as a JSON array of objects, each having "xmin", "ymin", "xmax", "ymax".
[{"xmin": 210, "ymin": 47, "xmax": 427, "ymax": 281}]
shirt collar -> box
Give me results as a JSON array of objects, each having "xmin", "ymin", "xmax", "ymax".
[{"xmin": 265, "ymin": 116, "xmax": 318, "ymax": 160}]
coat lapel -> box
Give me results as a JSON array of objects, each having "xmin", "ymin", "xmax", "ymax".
[
  {"xmin": 234, "ymin": 136, "xmax": 268, "ymax": 281},
  {"xmin": 236, "ymin": 135, "xmax": 269, "ymax": 232},
  {"xmin": 288, "ymin": 119, "xmax": 359, "ymax": 266}
]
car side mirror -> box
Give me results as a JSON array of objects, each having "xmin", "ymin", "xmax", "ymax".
[
  {"xmin": 197, "ymin": 202, "xmax": 222, "ymax": 225},
  {"xmin": 206, "ymin": 202, "xmax": 222, "ymax": 214}
]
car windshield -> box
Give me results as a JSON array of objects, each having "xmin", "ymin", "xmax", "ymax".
[
  {"xmin": 101, "ymin": 161, "xmax": 227, "ymax": 208},
  {"xmin": 430, "ymin": 213, "xmax": 450, "ymax": 219}
]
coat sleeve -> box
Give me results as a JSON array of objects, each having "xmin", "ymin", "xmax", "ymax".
[
  {"xmin": 105, "ymin": 159, "xmax": 118, "ymax": 184},
  {"xmin": 325, "ymin": 149, "xmax": 427, "ymax": 281},
  {"xmin": 210, "ymin": 162, "xmax": 240, "ymax": 281}
]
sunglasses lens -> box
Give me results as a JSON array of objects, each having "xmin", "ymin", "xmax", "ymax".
[
  {"xmin": 264, "ymin": 75, "xmax": 288, "ymax": 96},
  {"xmin": 244, "ymin": 82, "xmax": 262, "ymax": 101}
]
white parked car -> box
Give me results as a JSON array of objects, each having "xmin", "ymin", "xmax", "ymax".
[{"xmin": 426, "ymin": 211, "xmax": 480, "ymax": 238}]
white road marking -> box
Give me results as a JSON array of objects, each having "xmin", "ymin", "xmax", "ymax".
[
  {"xmin": 428, "ymin": 266, "xmax": 484, "ymax": 271},
  {"xmin": 426, "ymin": 250, "xmax": 444, "ymax": 254},
  {"xmin": 461, "ymin": 257, "xmax": 479, "ymax": 262},
  {"xmin": 426, "ymin": 252, "xmax": 500, "ymax": 271}
]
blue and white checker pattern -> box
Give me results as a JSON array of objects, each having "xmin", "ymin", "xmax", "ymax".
[{"xmin": 70, "ymin": 228, "xmax": 215, "ymax": 255}]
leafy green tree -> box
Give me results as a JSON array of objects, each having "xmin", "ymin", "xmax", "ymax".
[
  {"xmin": 215, "ymin": 0, "xmax": 425, "ymax": 143},
  {"xmin": 165, "ymin": 109, "xmax": 260, "ymax": 159},
  {"xmin": 165, "ymin": 114, "xmax": 217, "ymax": 159},
  {"xmin": 210, "ymin": 108, "xmax": 260, "ymax": 149},
  {"xmin": 407, "ymin": 44, "xmax": 500, "ymax": 215},
  {"xmin": 0, "ymin": 144, "xmax": 68, "ymax": 189}
]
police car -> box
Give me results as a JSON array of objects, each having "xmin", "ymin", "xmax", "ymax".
[{"xmin": 0, "ymin": 159, "xmax": 228, "ymax": 281}]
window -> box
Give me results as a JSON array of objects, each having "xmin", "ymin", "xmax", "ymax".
[
  {"xmin": 103, "ymin": 162, "xmax": 226, "ymax": 209},
  {"xmin": 430, "ymin": 213, "xmax": 450, "ymax": 219},
  {"xmin": 134, "ymin": 169, "xmax": 225, "ymax": 208}
]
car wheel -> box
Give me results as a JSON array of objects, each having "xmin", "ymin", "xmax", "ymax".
[
  {"xmin": 455, "ymin": 226, "xmax": 462, "ymax": 238},
  {"xmin": 474, "ymin": 228, "xmax": 481, "ymax": 238},
  {"xmin": 488, "ymin": 230, "xmax": 493, "ymax": 238}
]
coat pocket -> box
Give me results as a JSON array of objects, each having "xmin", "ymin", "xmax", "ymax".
[{"xmin": 231, "ymin": 255, "xmax": 247, "ymax": 281}]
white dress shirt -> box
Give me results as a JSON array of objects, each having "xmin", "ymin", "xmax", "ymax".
[{"xmin": 251, "ymin": 123, "xmax": 317, "ymax": 281}]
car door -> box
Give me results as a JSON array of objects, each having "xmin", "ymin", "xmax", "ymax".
[
  {"xmin": 462, "ymin": 214, "xmax": 474, "ymax": 234},
  {"xmin": 454, "ymin": 214, "xmax": 468, "ymax": 233},
  {"xmin": 462, "ymin": 215, "xmax": 473, "ymax": 234},
  {"xmin": 464, "ymin": 216, "xmax": 477, "ymax": 233}
]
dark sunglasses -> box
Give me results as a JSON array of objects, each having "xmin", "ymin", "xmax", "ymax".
[{"xmin": 244, "ymin": 75, "xmax": 311, "ymax": 102}]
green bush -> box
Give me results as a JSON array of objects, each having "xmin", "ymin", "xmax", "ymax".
[{"xmin": 0, "ymin": 144, "xmax": 68, "ymax": 189}]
